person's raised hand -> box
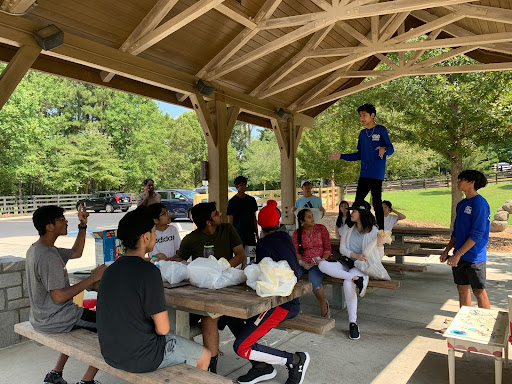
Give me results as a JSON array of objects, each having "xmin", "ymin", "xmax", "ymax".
[
  {"xmin": 90, "ymin": 264, "xmax": 107, "ymax": 282},
  {"xmin": 328, "ymin": 152, "xmax": 340, "ymax": 161},
  {"xmin": 376, "ymin": 146, "xmax": 386, "ymax": 159},
  {"xmin": 77, "ymin": 204, "xmax": 89, "ymax": 226}
]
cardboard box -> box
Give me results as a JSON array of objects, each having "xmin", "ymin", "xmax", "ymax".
[{"xmin": 91, "ymin": 230, "xmax": 125, "ymax": 265}]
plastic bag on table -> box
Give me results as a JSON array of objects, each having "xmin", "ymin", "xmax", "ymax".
[
  {"xmin": 159, "ymin": 260, "xmax": 188, "ymax": 285},
  {"xmin": 187, "ymin": 256, "xmax": 246, "ymax": 289},
  {"xmin": 354, "ymin": 231, "xmax": 392, "ymax": 281},
  {"xmin": 244, "ymin": 257, "xmax": 297, "ymax": 297}
]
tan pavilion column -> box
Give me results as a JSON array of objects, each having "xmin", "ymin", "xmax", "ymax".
[
  {"xmin": 191, "ymin": 92, "xmax": 239, "ymax": 219},
  {"xmin": 272, "ymin": 116, "xmax": 303, "ymax": 225},
  {"xmin": 0, "ymin": 45, "xmax": 41, "ymax": 111}
]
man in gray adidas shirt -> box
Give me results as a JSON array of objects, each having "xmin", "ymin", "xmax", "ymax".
[{"xmin": 26, "ymin": 205, "xmax": 105, "ymax": 384}]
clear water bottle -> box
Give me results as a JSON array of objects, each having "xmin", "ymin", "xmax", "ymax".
[{"xmin": 203, "ymin": 244, "xmax": 215, "ymax": 258}]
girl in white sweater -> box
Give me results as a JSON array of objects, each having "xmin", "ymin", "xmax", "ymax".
[{"xmin": 319, "ymin": 200, "xmax": 385, "ymax": 340}]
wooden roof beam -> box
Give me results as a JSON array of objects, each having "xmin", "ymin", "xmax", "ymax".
[
  {"xmin": 412, "ymin": 9, "xmax": 512, "ymax": 56},
  {"xmin": 100, "ymin": 0, "xmax": 179, "ymax": 82},
  {"xmin": 208, "ymin": 0, "xmax": 475, "ymax": 81},
  {"xmin": 0, "ymin": 44, "xmax": 40, "ymax": 110},
  {"xmin": 196, "ymin": 0, "xmax": 281, "ymax": 79},
  {"xmin": 258, "ymin": 0, "xmax": 475, "ymax": 30},
  {"xmin": 449, "ymin": 4, "xmax": 512, "ymax": 25},
  {"xmin": 214, "ymin": 3, "xmax": 257, "ymax": 29},
  {"xmin": 250, "ymin": 25, "xmax": 334, "ymax": 97},
  {"xmin": 130, "ymin": 0, "xmax": 226, "ymax": 55},
  {"xmin": 404, "ymin": 28, "xmax": 442, "ymax": 68}
]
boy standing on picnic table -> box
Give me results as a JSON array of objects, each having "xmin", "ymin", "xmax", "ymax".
[
  {"xmin": 26, "ymin": 205, "xmax": 106, "ymax": 384},
  {"xmin": 440, "ymin": 170, "xmax": 491, "ymax": 309},
  {"xmin": 328, "ymin": 103, "xmax": 394, "ymax": 230}
]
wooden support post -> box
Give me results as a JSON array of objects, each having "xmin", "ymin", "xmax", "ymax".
[
  {"xmin": 0, "ymin": 45, "xmax": 40, "ymax": 110},
  {"xmin": 191, "ymin": 93, "xmax": 239, "ymax": 218},
  {"xmin": 272, "ymin": 117, "xmax": 303, "ymax": 225}
]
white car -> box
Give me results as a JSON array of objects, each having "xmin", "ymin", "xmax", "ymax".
[{"xmin": 492, "ymin": 162, "xmax": 511, "ymax": 172}]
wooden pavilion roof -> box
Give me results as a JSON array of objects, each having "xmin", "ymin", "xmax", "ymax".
[{"xmin": 1, "ymin": 0, "xmax": 512, "ymax": 128}]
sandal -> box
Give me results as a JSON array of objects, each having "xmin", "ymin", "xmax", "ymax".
[{"xmin": 321, "ymin": 300, "xmax": 330, "ymax": 318}]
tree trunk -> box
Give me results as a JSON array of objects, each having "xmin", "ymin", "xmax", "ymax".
[{"xmin": 449, "ymin": 150, "xmax": 464, "ymax": 228}]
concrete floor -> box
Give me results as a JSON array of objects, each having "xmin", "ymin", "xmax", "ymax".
[{"xmin": 1, "ymin": 254, "xmax": 511, "ymax": 384}]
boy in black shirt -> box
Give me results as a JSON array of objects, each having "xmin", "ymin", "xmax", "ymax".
[{"xmin": 96, "ymin": 207, "xmax": 210, "ymax": 373}]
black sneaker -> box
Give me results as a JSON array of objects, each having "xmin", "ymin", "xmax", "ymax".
[
  {"xmin": 75, "ymin": 381, "xmax": 102, "ymax": 384},
  {"xmin": 349, "ymin": 322, "xmax": 360, "ymax": 340},
  {"xmin": 354, "ymin": 276, "xmax": 369, "ymax": 297},
  {"xmin": 44, "ymin": 371, "xmax": 67, "ymax": 384},
  {"xmin": 208, "ymin": 354, "xmax": 218, "ymax": 374},
  {"xmin": 237, "ymin": 363, "xmax": 277, "ymax": 384},
  {"xmin": 285, "ymin": 352, "xmax": 310, "ymax": 384}
]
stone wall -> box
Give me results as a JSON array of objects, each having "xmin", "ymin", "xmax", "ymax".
[
  {"xmin": 0, "ymin": 256, "xmax": 30, "ymax": 348},
  {"xmin": 490, "ymin": 200, "xmax": 512, "ymax": 232}
]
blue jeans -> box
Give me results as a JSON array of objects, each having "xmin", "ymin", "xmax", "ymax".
[{"xmin": 299, "ymin": 265, "xmax": 324, "ymax": 291}]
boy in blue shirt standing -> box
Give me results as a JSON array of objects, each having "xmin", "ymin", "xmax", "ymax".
[
  {"xmin": 440, "ymin": 170, "xmax": 491, "ymax": 309},
  {"xmin": 328, "ymin": 104, "xmax": 394, "ymax": 230}
]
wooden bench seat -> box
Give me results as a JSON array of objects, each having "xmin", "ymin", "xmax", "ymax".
[
  {"xmin": 14, "ymin": 321, "xmax": 230, "ymax": 384},
  {"xmin": 279, "ymin": 313, "xmax": 335, "ymax": 335},
  {"xmin": 381, "ymin": 263, "xmax": 427, "ymax": 273},
  {"xmin": 406, "ymin": 240, "xmax": 447, "ymax": 249},
  {"xmin": 409, "ymin": 248, "xmax": 445, "ymax": 256}
]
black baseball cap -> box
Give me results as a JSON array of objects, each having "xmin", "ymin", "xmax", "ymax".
[{"xmin": 347, "ymin": 200, "xmax": 372, "ymax": 212}]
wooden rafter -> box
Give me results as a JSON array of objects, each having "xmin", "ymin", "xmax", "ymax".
[
  {"xmin": 196, "ymin": 0, "xmax": 281, "ymax": 79},
  {"xmin": 411, "ymin": 9, "xmax": 512, "ymax": 56},
  {"xmin": 257, "ymin": 0, "xmax": 474, "ymax": 30},
  {"xmin": 214, "ymin": 3, "xmax": 257, "ymax": 29},
  {"xmin": 207, "ymin": 0, "xmax": 474, "ymax": 81},
  {"xmin": 129, "ymin": 0, "xmax": 225, "ymax": 56},
  {"xmin": 0, "ymin": 44, "xmax": 40, "ymax": 110},
  {"xmin": 250, "ymin": 25, "xmax": 334, "ymax": 97},
  {"xmin": 449, "ymin": 3, "xmax": 512, "ymax": 24},
  {"xmin": 100, "ymin": 0, "xmax": 179, "ymax": 82}
]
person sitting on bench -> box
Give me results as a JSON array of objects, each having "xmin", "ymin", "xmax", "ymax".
[
  {"xmin": 226, "ymin": 200, "xmax": 310, "ymax": 384},
  {"xmin": 26, "ymin": 205, "xmax": 106, "ymax": 384},
  {"xmin": 318, "ymin": 200, "xmax": 385, "ymax": 340},
  {"xmin": 96, "ymin": 207, "xmax": 210, "ymax": 373},
  {"xmin": 382, "ymin": 200, "xmax": 406, "ymax": 232}
]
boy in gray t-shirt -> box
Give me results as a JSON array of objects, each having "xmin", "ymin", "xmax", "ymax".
[{"xmin": 27, "ymin": 205, "xmax": 105, "ymax": 384}]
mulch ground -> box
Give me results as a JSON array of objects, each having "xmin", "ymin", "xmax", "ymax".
[{"xmin": 323, "ymin": 210, "xmax": 512, "ymax": 253}]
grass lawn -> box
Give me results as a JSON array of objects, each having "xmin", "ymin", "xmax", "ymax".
[{"xmin": 343, "ymin": 181, "xmax": 512, "ymax": 227}]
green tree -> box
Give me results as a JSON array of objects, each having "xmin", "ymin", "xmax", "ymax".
[
  {"xmin": 371, "ymin": 56, "xmax": 512, "ymax": 223},
  {"xmin": 243, "ymin": 139, "xmax": 281, "ymax": 190}
]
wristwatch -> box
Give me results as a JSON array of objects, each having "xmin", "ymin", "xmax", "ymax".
[{"xmin": 78, "ymin": 224, "xmax": 87, "ymax": 230}]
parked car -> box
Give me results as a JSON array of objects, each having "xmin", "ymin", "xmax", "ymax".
[
  {"xmin": 493, "ymin": 162, "xmax": 511, "ymax": 172},
  {"xmin": 76, "ymin": 191, "xmax": 131, "ymax": 213},
  {"xmin": 157, "ymin": 189, "xmax": 197, "ymax": 220}
]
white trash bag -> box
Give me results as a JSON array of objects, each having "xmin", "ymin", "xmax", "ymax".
[
  {"xmin": 354, "ymin": 231, "xmax": 392, "ymax": 281},
  {"xmin": 245, "ymin": 257, "xmax": 297, "ymax": 297},
  {"xmin": 159, "ymin": 260, "xmax": 189, "ymax": 285},
  {"xmin": 187, "ymin": 256, "xmax": 246, "ymax": 289}
]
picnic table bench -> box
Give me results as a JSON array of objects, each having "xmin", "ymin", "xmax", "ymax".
[
  {"xmin": 330, "ymin": 238, "xmax": 425, "ymax": 272},
  {"xmin": 301, "ymin": 272, "xmax": 400, "ymax": 310},
  {"xmin": 14, "ymin": 321, "xmax": 230, "ymax": 384}
]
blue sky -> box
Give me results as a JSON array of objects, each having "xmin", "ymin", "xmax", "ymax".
[{"xmin": 156, "ymin": 101, "xmax": 189, "ymax": 118}]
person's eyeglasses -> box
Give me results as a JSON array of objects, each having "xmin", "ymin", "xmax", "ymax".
[
  {"xmin": 209, "ymin": 210, "xmax": 220, "ymax": 221},
  {"xmin": 54, "ymin": 216, "xmax": 67, "ymax": 222},
  {"xmin": 159, "ymin": 210, "xmax": 170, "ymax": 217}
]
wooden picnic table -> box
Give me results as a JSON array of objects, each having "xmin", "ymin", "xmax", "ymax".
[
  {"xmin": 69, "ymin": 273, "xmax": 312, "ymax": 338},
  {"xmin": 390, "ymin": 226, "xmax": 451, "ymax": 263}
]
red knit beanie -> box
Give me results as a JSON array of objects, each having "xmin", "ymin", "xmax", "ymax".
[{"xmin": 258, "ymin": 200, "xmax": 280, "ymax": 228}]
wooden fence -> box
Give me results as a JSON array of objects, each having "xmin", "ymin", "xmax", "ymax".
[{"xmin": 2, "ymin": 171, "xmax": 511, "ymax": 215}]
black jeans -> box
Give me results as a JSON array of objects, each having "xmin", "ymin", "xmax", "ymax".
[{"xmin": 355, "ymin": 177, "xmax": 384, "ymax": 230}]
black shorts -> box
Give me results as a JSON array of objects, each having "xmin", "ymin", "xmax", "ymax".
[
  {"xmin": 452, "ymin": 260, "xmax": 486, "ymax": 289},
  {"xmin": 71, "ymin": 308, "xmax": 97, "ymax": 333}
]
